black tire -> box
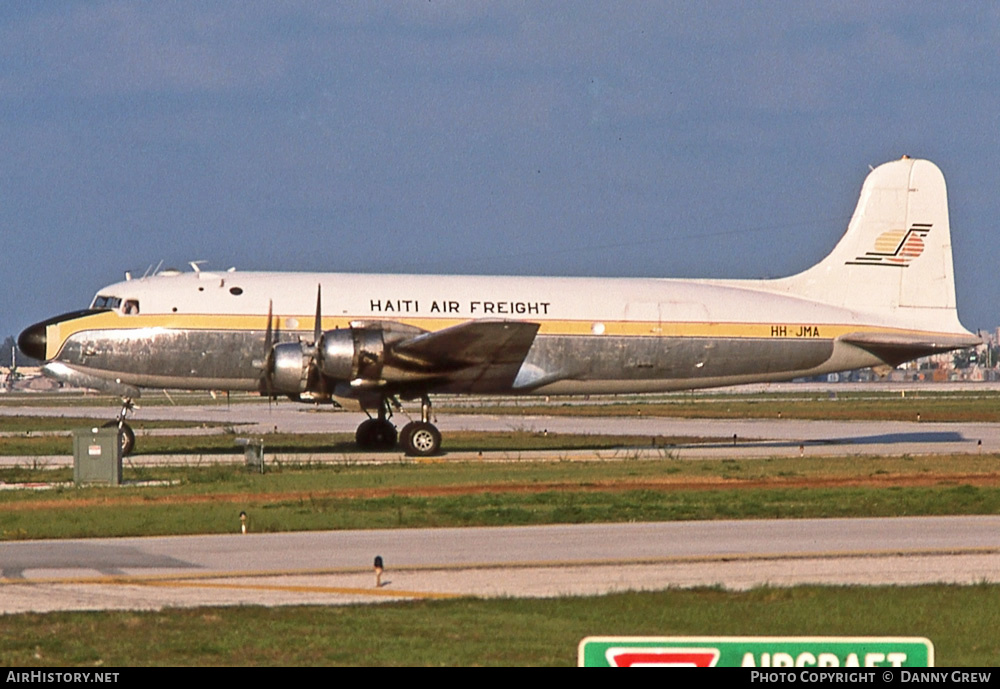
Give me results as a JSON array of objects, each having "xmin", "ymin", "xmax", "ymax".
[
  {"xmin": 355, "ymin": 419, "xmax": 397, "ymax": 450},
  {"xmin": 398, "ymin": 422, "xmax": 414, "ymax": 452},
  {"xmin": 102, "ymin": 421, "xmax": 136, "ymax": 457},
  {"xmin": 400, "ymin": 421, "xmax": 441, "ymax": 457}
]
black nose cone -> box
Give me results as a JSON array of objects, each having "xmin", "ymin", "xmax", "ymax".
[
  {"xmin": 17, "ymin": 322, "xmax": 47, "ymax": 361},
  {"xmin": 17, "ymin": 309, "xmax": 102, "ymax": 363}
]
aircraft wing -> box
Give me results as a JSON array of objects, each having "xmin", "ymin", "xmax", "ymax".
[
  {"xmin": 392, "ymin": 319, "xmax": 540, "ymax": 391},
  {"xmin": 839, "ymin": 331, "xmax": 981, "ymax": 366}
]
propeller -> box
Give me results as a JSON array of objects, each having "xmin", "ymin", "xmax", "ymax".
[
  {"xmin": 258, "ymin": 286, "xmax": 324, "ymax": 402},
  {"xmin": 304, "ymin": 285, "xmax": 323, "ymax": 389},
  {"xmin": 259, "ymin": 300, "xmax": 276, "ymax": 403},
  {"xmin": 312, "ymin": 285, "xmax": 322, "ymax": 349}
]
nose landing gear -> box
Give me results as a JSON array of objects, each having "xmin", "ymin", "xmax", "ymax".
[{"xmin": 102, "ymin": 398, "xmax": 136, "ymax": 457}]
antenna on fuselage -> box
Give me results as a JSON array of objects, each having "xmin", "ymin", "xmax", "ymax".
[{"xmin": 189, "ymin": 261, "xmax": 206, "ymax": 273}]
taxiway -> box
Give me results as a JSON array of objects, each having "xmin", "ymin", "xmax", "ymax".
[{"xmin": 2, "ymin": 517, "xmax": 999, "ymax": 613}]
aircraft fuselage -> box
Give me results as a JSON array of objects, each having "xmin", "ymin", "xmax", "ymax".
[{"xmin": 22, "ymin": 271, "xmax": 956, "ymax": 397}]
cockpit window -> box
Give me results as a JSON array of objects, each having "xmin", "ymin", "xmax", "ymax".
[
  {"xmin": 123, "ymin": 299, "xmax": 140, "ymax": 315},
  {"xmin": 92, "ymin": 295, "xmax": 122, "ymax": 310}
]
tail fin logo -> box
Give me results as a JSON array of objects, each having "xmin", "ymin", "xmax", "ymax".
[{"xmin": 846, "ymin": 224, "xmax": 932, "ymax": 268}]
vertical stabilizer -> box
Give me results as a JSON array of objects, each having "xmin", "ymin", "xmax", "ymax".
[{"xmin": 771, "ymin": 157, "xmax": 960, "ymax": 322}]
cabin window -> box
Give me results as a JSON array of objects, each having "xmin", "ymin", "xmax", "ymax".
[
  {"xmin": 123, "ymin": 300, "xmax": 140, "ymax": 315},
  {"xmin": 92, "ymin": 295, "xmax": 121, "ymax": 310},
  {"xmin": 229, "ymin": 287, "xmax": 243, "ymax": 296}
]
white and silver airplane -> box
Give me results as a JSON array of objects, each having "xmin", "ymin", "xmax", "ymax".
[{"xmin": 18, "ymin": 156, "xmax": 979, "ymax": 456}]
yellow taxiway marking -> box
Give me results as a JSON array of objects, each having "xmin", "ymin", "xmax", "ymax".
[
  {"xmin": 0, "ymin": 570, "xmax": 460, "ymax": 599},
  {"xmin": 136, "ymin": 579, "xmax": 461, "ymax": 599}
]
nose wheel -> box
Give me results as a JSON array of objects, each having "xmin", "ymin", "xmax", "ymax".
[
  {"xmin": 101, "ymin": 421, "xmax": 136, "ymax": 457},
  {"xmin": 103, "ymin": 398, "xmax": 137, "ymax": 457}
]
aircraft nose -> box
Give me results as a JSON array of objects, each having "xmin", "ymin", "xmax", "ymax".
[{"xmin": 17, "ymin": 322, "xmax": 47, "ymax": 361}]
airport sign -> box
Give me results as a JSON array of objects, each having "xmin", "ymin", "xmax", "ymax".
[{"xmin": 578, "ymin": 636, "xmax": 934, "ymax": 667}]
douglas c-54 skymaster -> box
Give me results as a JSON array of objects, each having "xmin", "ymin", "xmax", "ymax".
[{"xmin": 18, "ymin": 157, "xmax": 979, "ymax": 456}]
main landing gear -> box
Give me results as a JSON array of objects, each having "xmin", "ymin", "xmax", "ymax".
[
  {"xmin": 102, "ymin": 398, "xmax": 136, "ymax": 457},
  {"xmin": 354, "ymin": 395, "xmax": 442, "ymax": 457},
  {"xmin": 355, "ymin": 398, "xmax": 398, "ymax": 450}
]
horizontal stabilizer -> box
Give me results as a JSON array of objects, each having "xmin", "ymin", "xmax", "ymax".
[{"xmin": 839, "ymin": 331, "xmax": 981, "ymax": 366}]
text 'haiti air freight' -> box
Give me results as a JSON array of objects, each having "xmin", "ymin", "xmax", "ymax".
[{"xmin": 18, "ymin": 157, "xmax": 979, "ymax": 456}]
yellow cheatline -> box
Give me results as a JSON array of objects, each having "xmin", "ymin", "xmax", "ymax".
[{"xmin": 49, "ymin": 309, "xmax": 946, "ymax": 349}]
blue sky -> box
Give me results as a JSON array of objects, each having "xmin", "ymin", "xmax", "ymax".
[{"xmin": 3, "ymin": 2, "xmax": 999, "ymax": 337}]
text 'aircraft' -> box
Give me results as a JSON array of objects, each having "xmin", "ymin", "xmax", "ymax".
[{"xmin": 19, "ymin": 157, "xmax": 979, "ymax": 456}]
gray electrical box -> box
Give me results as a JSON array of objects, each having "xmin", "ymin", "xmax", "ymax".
[
  {"xmin": 73, "ymin": 427, "xmax": 123, "ymax": 485},
  {"xmin": 236, "ymin": 437, "xmax": 265, "ymax": 473}
]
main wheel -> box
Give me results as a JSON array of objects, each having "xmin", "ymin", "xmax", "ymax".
[
  {"xmin": 102, "ymin": 421, "xmax": 136, "ymax": 457},
  {"xmin": 355, "ymin": 419, "xmax": 397, "ymax": 450},
  {"xmin": 399, "ymin": 421, "xmax": 441, "ymax": 457}
]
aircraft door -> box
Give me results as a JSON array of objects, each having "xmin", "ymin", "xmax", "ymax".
[{"xmin": 622, "ymin": 302, "xmax": 662, "ymax": 373}]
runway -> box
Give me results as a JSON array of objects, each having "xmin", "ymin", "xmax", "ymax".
[{"xmin": 3, "ymin": 517, "xmax": 1000, "ymax": 614}]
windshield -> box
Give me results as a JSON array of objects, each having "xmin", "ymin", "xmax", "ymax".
[{"xmin": 91, "ymin": 295, "xmax": 121, "ymax": 310}]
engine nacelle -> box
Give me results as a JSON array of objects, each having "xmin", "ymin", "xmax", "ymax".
[
  {"xmin": 319, "ymin": 328, "xmax": 385, "ymax": 381},
  {"xmin": 269, "ymin": 341, "xmax": 312, "ymax": 394}
]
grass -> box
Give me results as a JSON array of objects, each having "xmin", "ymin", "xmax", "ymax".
[
  {"xmin": 5, "ymin": 485, "xmax": 1000, "ymax": 540},
  {"xmin": 0, "ymin": 417, "xmax": 225, "ymax": 433},
  {"xmin": 443, "ymin": 394, "xmax": 1000, "ymax": 422},
  {"xmin": 2, "ymin": 455, "xmax": 999, "ymax": 540},
  {"xmin": 1, "ymin": 585, "xmax": 997, "ymax": 666}
]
